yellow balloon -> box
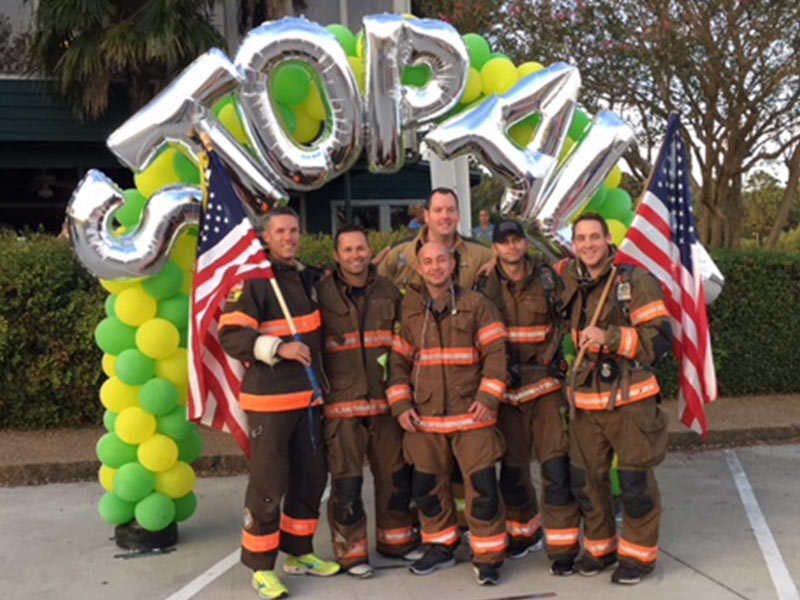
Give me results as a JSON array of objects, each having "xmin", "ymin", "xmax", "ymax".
[
  {"xmin": 156, "ymin": 348, "xmax": 189, "ymax": 387},
  {"xmin": 115, "ymin": 286, "xmax": 157, "ymax": 327},
  {"xmin": 99, "ymin": 465, "xmax": 117, "ymax": 492},
  {"xmin": 480, "ymin": 57, "xmax": 519, "ymax": 96},
  {"xmin": 402, "ymin": 13, "xmax": 418, "ymax": 19},
  {"xmin": 463, "ymin": 67, "xmax": 483, "ymax": 104},
  {"xmin": 171, "ymin": 232, "xmax": 197, "ymax": 272},
  {"xmin": 99, "ymin": 278, "xmax": 139, "ymax": 295},
  {"xmin": 301, "ymin": 83, "xmax": 327, "ymax": 121},
  {"xmin": 348, "ymin": 56, "xmax": 365, "ymax": 92},
  {"xmin": 115, "ymin": 406, "xmax": 157, "ymax": 445},
  {"xmin": 138, "ymin": 434, "xmax": 179, "ymax": 472},
  {"xmin": 102, "ymin": 353, "xmax": 117, "ymax": 378},
  {"xmin": 559, "ymin": 137, "xmax": 575, "ymax": 161},
  {"xmin": 218, "ymin": 103, "xmax": 250, "ymax": 147},
  {"xmin": 607, "ymin": 219, "xmax": 628, "ymax": 246},
  {"xmin": 177, "ymin": 385, "xmax": 189, "ymax": 407},
  {"xmin": 509, "ymin": 123, "xmax": 536, "ymax": 146},
  {"xmin": 180, "ymin": 272, "xmax": 193, "ymax": 295},
  {"xmin": 134, "ymin": 148, "xmax": 183, "ymax": 199},
  {"xmin": 136, "ymin": 318, "xmax": 180, "ymax": 359},
  {"xmin": 356, "ymin": 32, "xmax": 365, "ymax": 58},
  {"xmin": 517, "ymin": 61, "xmax": 544, "ymax": 78},
  {"xmin": 155, "ymin": 461, "xmax": 197, "ymax": 499},
  {"xmin": 605, "ymin": 166, "xmax": 623, "ymax": 189},
  {"xmin": 100, "ymin": 377, "xmax": 140, "ymax": 413},
  {"xmin": 293, "ymin": 107, "xmax": 322, "ymax": 144}
]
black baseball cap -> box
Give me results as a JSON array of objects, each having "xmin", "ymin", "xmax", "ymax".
[{"xmin": 492, "ymin": 219, "xmax": 526, "ymax": 243}]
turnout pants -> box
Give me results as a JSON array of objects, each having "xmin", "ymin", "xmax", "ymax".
[
  {"xmin": 241, "ymin": 409, "xmax": 328, "ymax": 571},
  {"xmin": 324, "ymin": 413, "xmax": 416, "ymax": 567},
  {"xmin": 569, "ymin": 397, "xmax": 668, "ymax": 571},
  {"xmin": 403, "ymin": 427, "xmax": 507, "ymax": 566},
  {"xmin": 497, "ymin": 391, "xmax": 581, "ymax": 559}
]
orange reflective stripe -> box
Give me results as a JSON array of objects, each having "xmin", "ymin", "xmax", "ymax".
[
  {"xmin": 324, "ymin": 332, "xmax": 360, "ymax": 353},
  {"xmin": 242, "ymin": 529, "xmax": 280, "ymax": 553},
  {"xmin": 476, "ymin": 322, "xmax": 507, "ymax": 347},
  {"xmin": 363, "ymin": 329, "xmax": 392, "ymax": 348},
  {"xmin": 545, "ymin": 527, "xmax": 580, "ymax": 546},
  {"xmin": 584, "ymin": 536, "xmax": 617, "ymax": 557},
  {"xmin": 421, "ymin": 525, "xmax": 459, "ymax": 546},
  {"xmin": 618, "ymin": 538, "xmax": 659, "ymax": 563},
  {"xmin": 377, "ymin": 526, "xmax": 415, "ymax": 546},
  {"xmin": 324, "ymin": 400, "xmax": 389, "ymax": 418},
  {"xmin": 342, "ymin": 538, "xmax": 368, "ymax": 559},
  {"xmin": 508, "ymin": 325, "xmax": 551, "ymax": 344},
  {"xmin": 415, "ymin": 413, "xmax": 496, "ymax": 434},
  {"xmin": 219, "ymin": 311, "xmax": 258, "ymax": 329},
  {"xmin": 479, "ymin": 377, "xmax": 506, "ymax": 400},
  {"xmin": 470, "ymin": 532, "xmax": 508, "ymax": 554},
  {"xmin": 259, "ymin": 310, "xmax": 321, "ymax": 337},
  {"xmin": 507, "ymin": 514, "xmax": 542, "ymax": 538},
  {"xmin": 617, "ymin": 326, "xmax": 639, "ymax": 359},
  {"xmin": 386, "ymin": 383, "xmax": 413, "ymax": 405},
  {"xmin": 240, "ymin": 390, "xmax": 317, "ymax": 412},
  {"xmin": 280, "ymin": 515, "xmax": 319, "ymax": 537},
  {"xmin": 417, "ymin": 347, "xmax": 479, "ymax": 366},
  {"xmin": 631, "ymin": 300, "xmax": 669, "ymax": 326},
  {"xmin": 504, "ymin": 378, "xmax": 561, "ymax": 404},
  {"xmin": 573, "ymin": 375, "xmax": 660, "ymax": 411},
  {"xmin": 391, "ymin": 335, "xmax": 416, "ymax": 360}
]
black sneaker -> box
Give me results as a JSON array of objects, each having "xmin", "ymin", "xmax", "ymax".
[
  {"xmin": 611, "ymin": 561, "xmax": 642, "ymax": 585},
  {"xmin": 473, "ymin": 563, "xmax": 500, "ymax": 585},
  {"xmin": 549, "ymin": 557, "xmax": 575, "ymax": 576},
  {"xmin": 506, "ymin": 537, "xmax": 544, "ymax": 559},
  {"xmin": 576, "ymin": 553, "xmax": 617, "ymax": 576},
  {"xmin": 409, "ymin": 545, "xmax": 456, "ymax": 575}
]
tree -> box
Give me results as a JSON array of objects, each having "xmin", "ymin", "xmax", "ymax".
[
  {"xmin": 25, "ymin": 0, "xmax": 224, "ymax": 119},
  {"xmin": 0, "ymin": 13, "xmax": 27, "ymax": 74},
  {"xmin": 742, "ymin": 170, "xmax": 799, "ymax": 246},
  {"xmin": 414, "ymin": 0, "xmax": 800, "ymax": 250},
  {"xmin": 238, "ymin": 0, "xmax": 307, "ymax": 34}
]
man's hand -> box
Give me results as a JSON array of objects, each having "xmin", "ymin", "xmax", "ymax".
[
  {"xmin": 277, "ymin": 341, "xmax": 312, "ymax": 366},
  {"xmin": 468, "ymin": 400, "xmax": 496, "ymax": 422},
  {"xmin": 475, "ymin": 256, "xmax": 497, "ymax": 279},
  {"xmin": 397, "ymin": 408, "xmax": 420, "ymax": 432},
  {"xmin": 578, "ymin": 325, "xmax": 607, "ymax": 350}
]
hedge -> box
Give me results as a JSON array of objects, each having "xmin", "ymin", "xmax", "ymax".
[{"xmin": 1, "ymin": 230, "xmax": 798, "ymax": 429}]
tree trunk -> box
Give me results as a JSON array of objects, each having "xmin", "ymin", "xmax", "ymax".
[{"xmin": 765, "ymin": 142, "xmax": 800, "ymax": 250}]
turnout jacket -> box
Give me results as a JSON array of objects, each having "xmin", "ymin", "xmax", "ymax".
[
  {"xmin": 476, "ymin": 257, "xmax": 563, "ymax": 405},
  {"xmin": 317, "ymin": 265, "xmax": 401, "ymax": 418},
  {"xmin": 561, "ymin": 252, "xmax": 672, "ymax": 411},
  {"xmin": 387, "ymin": 284, "xmax": 508, "ymax": 433},
  {"xmin": 377, "ymin": 225, "xmax": 493, "ymax": 290},
  {"xmin": 218, "ymin": 258, "xmax": 325, "ymax": 412}
]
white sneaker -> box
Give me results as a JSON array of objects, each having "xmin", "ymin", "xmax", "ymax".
[
  {"xmin": 402, "ymin": 548, "xmax": 425, "ymax": 562},
  {"xmin": 347, "ymin": 563, "xmax": 374, "ymax": 579}
]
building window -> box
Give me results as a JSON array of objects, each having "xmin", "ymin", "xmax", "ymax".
[{"xmin": 330, "ymin": 199, "xmax": 422, "ymax": 232}]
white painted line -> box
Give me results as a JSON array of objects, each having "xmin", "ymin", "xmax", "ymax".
[{"xmin": 725, "ymin": 449, "xmax": 800, "ymax": 600}]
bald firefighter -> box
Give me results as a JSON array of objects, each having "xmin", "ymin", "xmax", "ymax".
[
  {"xmin": 388, "ymin": 241, "xmax": 509, "ymax": 586},
  {"xmin": 561, "ymin": 213, "xmax": 672, "ymax": 585},
  {"xmin": 476, "ymin": 220, "xmax": 582, "ymax": 574},
  {"xmin": 317, "ymin": 225, "xmax": 418, "ymax": 578}
]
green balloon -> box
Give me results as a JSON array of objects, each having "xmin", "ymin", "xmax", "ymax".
[
  {"xmin": 178, "ymin": 429, "xmax": 204, "ymax": 464},
  {"xmin": 135, "ymin": 492, "xmax": 176, "ymax": 532},
  {"xmin": 95, "ymin": 317, "xmax": 137, "ymax": 356},
  {"xmin": 158, "ymin": 406, "xmax": 194, "ymax": 442},
  {"xmin": 326, "ymin": 24, "xmax": 356, "ymax": 56},
  {"xmin": 173, "ymin": 491, "xmax": 198, "ymax": 522},
  {"xmin": 402, "ymin": 65, "xmax": 430, "ymax": 87},
  {"xmin": 463, "ymin": 33, "xmax": 492, "ymax": 70},
  {"xmin": 583, "ymin": 184, "xmax": 609, "ymax": 214},
  {"xmin": 273, "ymin": 63, "xmax": 311, "ymax": 106},
  {"xmin": 142, "ymin": 260, "xmax": 183, "ymax": 300},
  {"xmin": 157, "ymin": 294, "xmax": 189, "ymax": 329},
  {"xmin": 179, "ymin": 327, "xmax": 188, "ymax": 349},
  {"xmin": 277, "ymin": 102, "xmax": 298, "ymax": 134},
  {"xmin": 99, "ymin": 492, "xmax": 135, "ymax": 525},
  {"xmin": 174, "ymin": 152, "xmax": 200, "ymax": 184},
  {"xmin": 103, "ymin": 409, "xmax": 117, "ymax": 432},
  {"xmin": 212, "ymin": 94, "xmax": 236, "ymax": 116},
  {"xmin": 569, "ymin": 110, "xmax": 591, "ymax": 141},
  {"xmin": 115, "ymin": 349, "xmax": 156, "ymax": 386},
  {"xmin": 600, "ymin": 188, "xmax": 634, "ymax": 222},
  {"xmin": 96, "ymin": 432, "xmax": 138, "ymax": 468},
  {"xmin": 139, "ymin": 378, "xmax": 179, "ymax": 416},
  {"xmin": 520, "ymin": 113, "xmax": 541, "ymax": 129},
  {"xmin": 105, "ymin": 295, "xmax": 117, "ymax": 317},
  {"xmin": 116, "ymin": 189, "xmax": 148, "ymax": 228},
  {"xmin": 114, "ymin": 462, "xmax": 156, "ymax": 502}
]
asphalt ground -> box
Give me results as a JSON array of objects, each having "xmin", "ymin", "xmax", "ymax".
[{"xmin": 1, "ymin": 444, "xmax": 799, "ymax": 600}]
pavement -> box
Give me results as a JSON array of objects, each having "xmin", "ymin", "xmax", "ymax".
[{"xmin": 2, "ymin": 394, "xmax": 800, "ymax": 487}]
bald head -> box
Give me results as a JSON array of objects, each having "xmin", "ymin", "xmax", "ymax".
[{"xmin": 417, "ymin": 241, "xmax": 456, "ymax": 290}]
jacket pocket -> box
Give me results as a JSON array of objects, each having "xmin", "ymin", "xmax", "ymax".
[{"xmin": 622, "ymin": 398, "xmax": 668, "ymax": 467}]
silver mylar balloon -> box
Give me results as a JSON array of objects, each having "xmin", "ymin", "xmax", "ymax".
[
  {"xmin": 364, "ymin": 14, "xmax": 469, "ymax": 173},
  {"xmin": 235, "ymin": 17, "xmax": 363, "ymax": 191},
  {"xmin": 424, "ymin": 63, "xmax": 579, "ymax": 214},
  {"xmin": 694, "ymin": 242, "xmax": 725, "ymax": 304},
  {"xmin": 107, "ymin": 49, "xmax": 241, "ymax": 171},
  {"xmin": 67, "ymin": 170, "xmax": 201, "ymax": 280},
  {"xmin": 529, "ymin": 110, "xmax": 635, "ymax": 256}
]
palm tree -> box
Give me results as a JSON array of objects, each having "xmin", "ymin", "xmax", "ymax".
[{"xmin": 26, "ymin": 0, "xmax": 225, "ymax": 120}]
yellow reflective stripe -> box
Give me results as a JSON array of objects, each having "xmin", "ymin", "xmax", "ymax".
[
  {"xmin": 508, "ymin": 325, "xmax": 550, "ymax": 344},
  {"xmin": 324, "ymin": 332, "xmax": 360, "ymax": 353},
  {"xmin": 573, "ymin": 376, "xmax": 660, "ymax": 410},
  {"xmin": 259, "ymin": 310, "xmax": 321, "ymax": 336},
  {"xmin": 545, "ymin": 527, "xmax": 581, "ymax": 546},
  {"xmin": 391, "ymin": 335, "xmax": 416, "ymax": 359},
  {"xmin": 415, "ymin": 413, "xmax": 496, "ymax": 434},
  {"xmin": 386, "ymin": 384, "xmax": 412, "ymax": 405},
  {"xmin": 479, "ymin": 377, "xmax": 506, "ymax": 400},
  {"xmin": 507, "ymin": 514, "xmax": 542, "ymax": 538},
  {"xmin": 280, "ymin": 515, "xmax": 318, "ymax": 536},
  {"xmin": 377, "ymin": 526, "xmax": 415, "ymax": 545},
  {"xmin": 421, "ymin": 525, "xmax": 459, "ymax": 546},
  {"xmin": 476, "ymin": 322, "xmax": 507, "ymax": 347},
  {"xmin": 324, "ymin": 400, "xmax": 389, "ymax": 418},
  {"xmin": 504, "ymin": 378, "xmax": 561, "ymax": 404},
  {"xmin": 219, "ymin": 311, "xmax": 258, "ymax": 329},
  {"xmin": 631, "ymin": 300, "xmax": 669, "ymax": 326},
  {"xmin": 417, "ymin": 347, "xmax": 480, "ymax": 365},
  {"xmin": 618, "ymin": 538, "xmax": 659, "ymax": 563},
  {"xmin": 585, "ymin": 536, "xmax": 617, "ymax": 557},
  {"xmin": 617, "ymin": 326, "xmax": 640, "ymax": 359},
  {"xmin": 470, "ymin": 532, "xmax": 508, "ymax": 554},
  {"xmin": 242, "ymin": 530, "xmax": 280, "ymax": 553}
]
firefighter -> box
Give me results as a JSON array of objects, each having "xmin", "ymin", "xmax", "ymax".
[
  {"xmin": 388, "ymin": 241, "xmax": 509, "ymax": 586},
  {"xmin": 219, "ymin": 207, "xmax": 340, "ymax": 600},
  {"xmin": 317, "ymin": 225, "xmax": 419, "ymax": 578},
  {"xmin": 561, "ymin": 213, "xmax": 672, "ymax": 585},
  {"xmin": 476, "ymin": 219, "xmax": 582, "ymax": 575}
]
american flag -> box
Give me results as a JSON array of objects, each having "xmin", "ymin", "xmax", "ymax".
[
  {"xmin": 188, "ymin": 150, "xmax": 274, "ymax": 456},
  {"xmin": 615, "ymin": 113, "xmax": 718, "ymax": 437}
]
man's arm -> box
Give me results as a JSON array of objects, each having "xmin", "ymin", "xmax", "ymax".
[
  {"xmin": 473, "ymin": 298, "xmax": 508, "ymax": 411},
  {"xmin": 386, "ymin": 309, "xmax": 416, "ymax": 419},
  {"xmin": 219, "ymin": 281, "xmax": 285, "ymax": 367}
]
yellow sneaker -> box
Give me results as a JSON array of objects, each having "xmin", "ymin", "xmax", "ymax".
[
  {"xmin": 252, "ymin": 570, "xmax": 289, "ymax": 599},
  {"xmin": 283, "ymin": 553, "xmax": 341, "ymax": 577}
]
